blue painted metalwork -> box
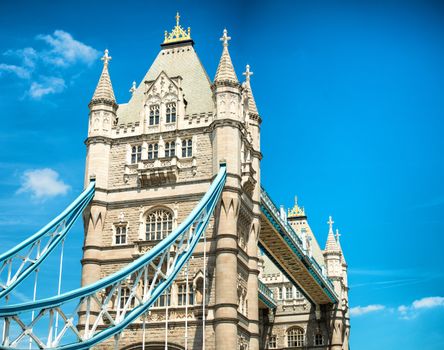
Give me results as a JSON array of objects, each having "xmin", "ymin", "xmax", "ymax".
[
  {"xmin": 0, "ymin": 182, "xmax": 95, "ymax": 300},
  {"xmin": 0, "ymin": 166, "xmax": 226, "ymax": 350},
  {"xmin": 259, "ymin": 187, "xmax": 338, "ymax": 303}
]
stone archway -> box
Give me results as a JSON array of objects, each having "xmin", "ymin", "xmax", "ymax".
[{"xmin": 121, "ymin": 342, "xmax": 184, "ymax": 350}]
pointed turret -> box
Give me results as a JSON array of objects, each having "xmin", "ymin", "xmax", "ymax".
[
  {"xmin": 325, "ymin": 216, "xmax": 340, "ymax": 251},
  {"xmin": 87, "ymin": 49, "xmax": 118, "ymax": 138},
  {"xmin": 89, "ymin": 49, "xmax": 117, "ymax": 109},
  {"xmin": 242, "ymin": 64, "xmax": 259, "ymax": 115},
  {"xmin": 214, "ymin": 29, "xmax": 239, "ymax": 85}
]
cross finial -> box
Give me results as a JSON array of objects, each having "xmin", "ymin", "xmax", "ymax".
[
  {"xmin": 335, "ymin": 228, "xmax": 341, "ymax": 241},
  {"xmin": 101, "ymin": 49, "xmax": 112, "ymax": 66},
  {"xmin": 220, "ymin": 28, "xmax": 231, "ymax": 47},
  {"xmin": 175, "ymin": 12, "xmax": 180, "ymax": 26},
  {"xmin": 327, "ymin": 216, "xmax": 334, "ymax": 232},
  {"xmin": 294, "ymin": 195, "xmax": 298, "ymax": 207},
  {"xmin": 243, "ymin": 64, "xmax": 253, "ymax": 83},
  {"xmin": 129, "ymin": 81, "xmax": 136, "ymax": 95}
]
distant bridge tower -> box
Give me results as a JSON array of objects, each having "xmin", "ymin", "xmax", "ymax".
[{"xmin": 324, "ymin": 216, "xmax": 350, "ymax": 349}]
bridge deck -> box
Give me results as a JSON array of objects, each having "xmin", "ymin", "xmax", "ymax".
[{"xmin": 259, "ymin": 187, "xmax": 338, "ymax": 305}]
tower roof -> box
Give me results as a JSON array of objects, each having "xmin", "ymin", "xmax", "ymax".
[
  {"xmin": 116, "ymin": 27, "xmax": 213, "ymax": 124},
  {"xmin": 214, "ymin": 29, "xmax": 238, "ymax": 84},
  {"xmin": 90, "ymin": 49, "xmax": 117, "ymax": 106},
  {"xmin": 287, "ymin": 196, "xmax": 306, "ymax": 219},
  {"xmin": 163, "ymin": 12, "xmax": 193, "ymax": 45},
  {"xmin": 242, "ymin": 64, "xmax": 259, "ymax": 115},
  {"xmin": 325, "ymin": 216, "xmax": 340, "ymax": 251}
]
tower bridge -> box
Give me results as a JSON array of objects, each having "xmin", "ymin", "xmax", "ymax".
[{"xmin": 0, "ymin": 14, "xmax": 349, "ymax": 350}]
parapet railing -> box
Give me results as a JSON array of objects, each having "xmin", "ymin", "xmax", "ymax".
[{"xmin": 258, "ymin": 280, "xmax": 277, "ymax": 309}]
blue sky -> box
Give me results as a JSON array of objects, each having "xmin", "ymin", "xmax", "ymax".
[{"xmin": 1, "ymin": 0, "xmax": 444, "ymax": 348}]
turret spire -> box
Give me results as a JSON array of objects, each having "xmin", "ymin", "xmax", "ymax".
[
  {"xmin": 242, "ymin": 64, "xmax": 259, "ymax": 115},
  {"xmin": 90, "ymin": 49, "xmax": 117, "ymax": 107},
  {"xmin": 335, "ymin": 228, "xmax": 341, "ymax": 246},
  {"xmin": 214, "ymin": 29, "xmax": 238, "ymax": 84},
  {"xmin": 325, "ymin": 215, "xmax": 340, "ymax": 251}
]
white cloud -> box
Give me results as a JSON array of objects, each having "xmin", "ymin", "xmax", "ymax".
[
  {"xmin": 29, "ymin": 76, "xmax": 66, "ymax": 99},
  {"xmin": 350, "ymin": 304, "xmax": 385, "ymax": 316},
  {"xmin": 0, "ymin": 30, "xmax": 99, "ymax": 99},
  {"xmin": 4, "ymin": 47, "xmax": 37, "ymax": 68},
  {"xmin": 37, "ymin": 30, "xmax": 99, "ymax": 67},
  {"xmin": 412, "ymin": 296, "xmax": 444, "ymax": 309},
  {"xmin": 0, "ymin": 63, "xmax": 31, "ymax": 79},
  {"xmin": 17, "ymin": 168, "xmax": 70, "ymax": 199},
  {"xmin": 398, "ymin": 296, "xmax": 444, "ymax": 319}
]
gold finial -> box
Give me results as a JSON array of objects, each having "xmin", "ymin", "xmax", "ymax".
[
  {"xmin": 287, "ymin": 195, "xmax": 306, "ymax": 218},
  {"xmin": 101, "ymin": 49, "xmax": 111, "ymax": 66},
  {"xmin": 163, "ymin": 12, "xmax": 192, "ymax": 44}
]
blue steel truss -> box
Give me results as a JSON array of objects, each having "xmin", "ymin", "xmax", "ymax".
[
  {"xmin": 0, "ymin": 166, "xmax": 226, "ymax": 350},
  {"xmin": 0, "ymin": 182, "xmax": 95, "ymax": 300}
]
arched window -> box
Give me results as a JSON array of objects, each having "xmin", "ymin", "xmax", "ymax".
[
  {"xmin": 181, "ymin": 139, "xmax": 192, "ymax": 157},
  {"xmin": 148, "ymin": 143, "xmax": 158, "ymax": 160},
  {"xmin": 131, "ymin": 145, "xmax": 142, "ymax": 163},
  {"xmin": 145, "ymin": 209, "xmax": 173, "ymax": 241},
  {"xmin": 165, "ymin": 141, "xmax": 176, "ymax": 157},
  {"xmin": 287, "ymin": 327, "xmax": 304, "ymax": 347},
  {"xmin": 166, "ymin": 102, "xmax": 176, "ymax": 123},
  {"xmin": 149, "ymin": 105, "xmax": 160, "ymax": 125},
  {"xmin": 314, "ymin": 333, "xmax": 324, "ymax": 346}
]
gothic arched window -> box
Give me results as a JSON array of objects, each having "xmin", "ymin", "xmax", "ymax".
[
  {"xmin": 181, "ymin": 139, "xmax": 192, "ymax": 158},
  {"xmin": 149, "ymin": 105, "xmax": 160, "ymax": 125},
  {"xmin": 287, "ymin": 327, "xmax": 305, "ymax": 347},
  {"xmin": 166, "ymin": 102, "xmax": 176, "ymax": 123},
  {"xmin": 165, "ymin": 141, "xmax": 176, "ymax": 157},
  {"xmin": 314, "ymin": 333, "xmax": 324, "ymax": 346},
  {"xmin": 131, "ymin": 145, "xmax": 142, "ymax": 163},
  {"xmin": 145, "ymin": 208, "xmax": 173, "ymax": 241},
  {"xmin": 148, "ymin": 143, "xmax": 158, "ymax": 160}
]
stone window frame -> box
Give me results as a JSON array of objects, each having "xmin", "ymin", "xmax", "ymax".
[
  {"xmin": 314, "ymin": 333, "xmax": 324, "ymax": 346},
  {"xmin": 113, "ymin": 222, "xmax": 129, "ymax": 246},
  {"xmin": 268, "ymin": 334, "xmax": 277, "ymax": 349},
  {"xmin": 149, "ymin": 104, "xmax": 160, "ymax": 125},
  {"xmin": 287, "ymin": 326, "xmax": 305, "ymax": 348},
  {"xmin": 131, "ymin": 145, "xmax": 142, "ymax": 164},
  {"xmin": 277, "ymin": 287, "xmax": 283, "ymax": 300},
  {"xmin": 147, "ymin": 143, "xmax": 159, "ymax": 160},
  {"xmin": 165, "ymin": 102, "xmax": 177, "ymax": 124},
  {"xmin": 144, "ymin": 207, "xmax": 174, "ymax": 241},
  {"xmin": 285, "ymin": 284, "xmax": 293, "ymax": 300},
  {"xmin": 118, "ymin": 286, "xmax": 134, "ymax": 310},
  {"xmin": 177, "ymin": 282, "xmax": 194, "ymax": 306},
  {"xmin": 164, "ymin": 140, "xmax": 176, "ymax": 158},
  {"xmin": 181, "ymin": 138, "xmax": 193, "ymax": 158},
  {"xmin": 153, "ymin": 287, "xmax": 171, "ymax": 308}
]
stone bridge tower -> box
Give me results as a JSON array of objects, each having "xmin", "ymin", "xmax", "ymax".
[{"xmin": 82, "ymin": 14, "xmax": 262, "ymax": 350}]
